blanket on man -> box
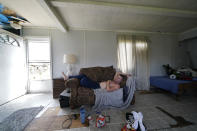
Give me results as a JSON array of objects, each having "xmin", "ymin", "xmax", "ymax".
[{"xmin": 92, "ymin": 76, "xmax": 135, "ymax": 112}]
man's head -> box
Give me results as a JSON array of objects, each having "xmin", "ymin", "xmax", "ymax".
[{"xmin": 113, "ymin": 73, "xmax": 123, "ymax": 84}]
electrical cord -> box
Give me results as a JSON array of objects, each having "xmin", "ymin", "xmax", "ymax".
[{"xmin": 62, "ymin": 114, "xmax": 77, "ymax": 129}]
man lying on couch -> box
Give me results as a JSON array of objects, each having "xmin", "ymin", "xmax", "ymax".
[
  {"xmin": 62, "ymin": 71, "xmax": 130, "ymax": 92},
  {"xmin": 62, "ymin": 66, "xmax": 135, "ymax": 109}
]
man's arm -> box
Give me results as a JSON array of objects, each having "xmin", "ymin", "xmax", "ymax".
[{"xmin": 106, "ymin": 80, "xmax": 120, "ymax": 92}]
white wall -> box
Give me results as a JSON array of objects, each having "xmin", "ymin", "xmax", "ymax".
[
  {"xmin": 186, "ymin": 39, "xmax": 197, "ymax": 68},
  {"xmin": 51, "ymin": 30, "xmax": 85, "ymax": 77},
  {"xmin": 149, "ymin": 34, "xmax": 188, "ymax": 76},
  {"xmin": 178, "ymin": 28, "xmax": 197, "ymax": 69},
  {"xmin": 85, "ymin": 31, "xmax": 117, "ymax": 67},
  {"xmin": 23, "ymin": 28, "xmax": 187, "ymax": 78},
  {"xmin": 0, "ymin": 30, "xmax": 27, "ymax": 105}
]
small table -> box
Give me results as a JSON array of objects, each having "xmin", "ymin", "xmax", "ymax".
[{"xmin": 53, "ymin": 78, "xmax": 65, "ymax": 98}]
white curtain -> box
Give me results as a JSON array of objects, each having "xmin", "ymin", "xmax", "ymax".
[{"xmin": 117, "ymin": 35, "xmax": 150, "ymax": 90}]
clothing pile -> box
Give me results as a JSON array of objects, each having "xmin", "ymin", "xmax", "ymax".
[
  {"xmin": 122, "ymin": 111, "xmax": 146, "ymax": 131},
  {"xmin": 163, "ymin": 64, "xmax": 197, "ymax": 80}
]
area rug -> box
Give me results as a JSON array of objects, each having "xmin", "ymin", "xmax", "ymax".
[
  {"xmin": 0, "ymin": 106, "xmax": 44, "ymax": 131},
  {"xmin": 25, "ymin": 107, "xmax": 88, "ymax": 131},
  {"xmin": 139, "ymin": 90, "xmax": 157, "ymax": 94}
]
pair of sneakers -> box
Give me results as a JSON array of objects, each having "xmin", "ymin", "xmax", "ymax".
[
  {"xmin": 131, "ymin": 111, "xmax": 146, "ymax": 131},
  {"xmin": 126, "ymin": 111, "xmax": 146, "ymax": 131}
]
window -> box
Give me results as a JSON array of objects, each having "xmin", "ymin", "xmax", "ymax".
[
  {"xmin": 117, "ymin": 35, "xmax": 134, "ymax": 73},
  {"xmin": 117, "ymin": 35, "xmax": 149, "ymax": 90},
  {"xmin": 117, "ymin": 35, "xmax": 148, "ymax": 74},
  {"xmin": 27, "ymin": 38, "xmax": 51, "ymax": 80}
]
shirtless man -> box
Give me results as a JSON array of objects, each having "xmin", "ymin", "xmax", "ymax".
[{"xmin": 62, "ymin": 72, "xmax": 128, "ymax": 92}]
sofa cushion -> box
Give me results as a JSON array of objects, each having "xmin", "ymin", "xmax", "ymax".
[
  {"xmin": 102, "ymin": 66, "xmax": 116, "ymax": 81},
  {"xmin": 79, "ymin": 66, "xmax": 116, "ymax": 82}
]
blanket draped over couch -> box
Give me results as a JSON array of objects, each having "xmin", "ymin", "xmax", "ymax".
[{"xmin": 92, "ymin": 76, "xmax": 135, "ymax": 112}]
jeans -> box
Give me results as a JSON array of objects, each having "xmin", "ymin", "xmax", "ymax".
[{"xmin": 69, "ymin": 74, "xmax": 100, "ymax": 89}]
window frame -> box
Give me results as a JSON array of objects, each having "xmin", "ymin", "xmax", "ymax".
[
  {"xmin": 25, "ymin": 36, "xmax": 52, "ymax": 82},
  {"xmin": 0, "ymin": 33, "xmax": 20, "ymax": 47}
]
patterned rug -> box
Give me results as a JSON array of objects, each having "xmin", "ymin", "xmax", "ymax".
[{"xmin": 0, "ymin": 106, "xmax": 44, "ymax": 131}]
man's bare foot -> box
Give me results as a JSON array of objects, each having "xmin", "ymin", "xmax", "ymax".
[{"xmin": 62, "ymin": 72, "xmax": 68, "ymax": 81}]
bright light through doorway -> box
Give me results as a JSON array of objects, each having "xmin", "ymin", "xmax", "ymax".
[
  {"xmin": 28, "ymin": 38, "xmax": 51, "ymax": 80},
  {"xmin": 27, "ymin": 38, "xmax": 52, "ymax": 93}
]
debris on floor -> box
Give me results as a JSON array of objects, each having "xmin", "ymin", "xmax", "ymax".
[{"xmin": 122, "ymin": 111, "xmax": 146, "ymax": 131}]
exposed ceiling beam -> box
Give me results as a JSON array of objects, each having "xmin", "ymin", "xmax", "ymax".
[
  {"xmin": 69, "ymin": 26, "xmax": 178, "ymax": 35},
  {"xmin": 37, "ymin": 0, "xmax": 68, "ymax": 32},
  {"xmin": 181, "ymin": 26, "xmax": 197, "ymax": 34},
  {"xmin": 179, "ymin": 27, "xmax": 197, "ymax": 41},
  {"xmin": 51, "ymin": 0, "xmax": 197, "ymax": 18}
]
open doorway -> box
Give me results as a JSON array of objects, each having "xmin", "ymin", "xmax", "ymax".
[{"xmin": 27, "ymin": 37, "xmax": 52, "ymax": 93}]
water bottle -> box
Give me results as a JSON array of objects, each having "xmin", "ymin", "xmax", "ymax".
[{"xmin": 80, "ymin": 106, "xmax": 86, "ymax": 124}]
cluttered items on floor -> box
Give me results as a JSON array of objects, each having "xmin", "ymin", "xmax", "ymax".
[
  {"xmin": 95, "ymin": 114, "xmax": 110, "ymax": 128},
  {"xmin": 122, "ymin": 111, "xmax": 146, "ymax": 131},
  {"xmin": 80, "ymin": 106, "xmax": 86, "ymax": 124},
  {"xmin": 25, "ymin": 107, "xmax": 88, "ymax": 131},
  {"xmin": 59, "ymin": 88, "xmax": 70, "ymax": 108},
  {"xmin": 163, "ymin": 64, "xmax": 197, "ymax": 80},
  {"xmin": 80, "ymin": 106, "xmax": 110, "ymax": 128},
  {"xmin": 61, "ymin": 114, "xmax": 89, "ymax": 129}
]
